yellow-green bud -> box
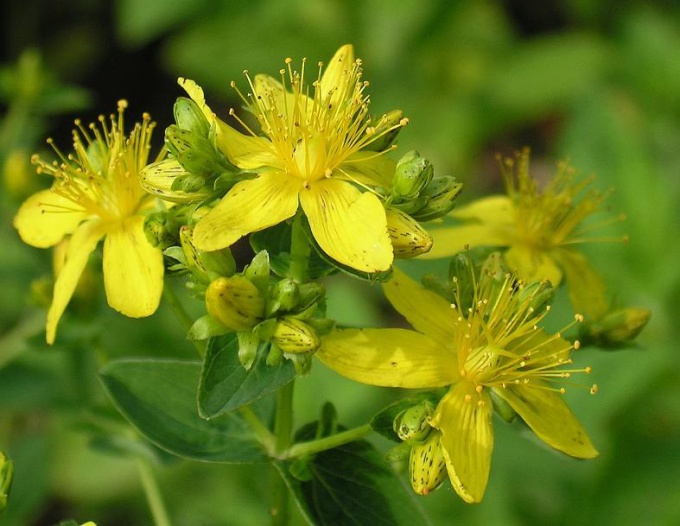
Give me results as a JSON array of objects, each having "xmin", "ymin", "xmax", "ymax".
[
  {"xmin": 586, "ymin": 307, "xmax": 651, "ymax": 347},
  {"xmin": 140, "ymin": 158, "xmax": 212, "ymax": 203},
  {"xmin": 173, "ymin": 96, "xmax": 210, "ymax": 136},
  {"xmin": 205, "ymin": 276, "xmax": 265, "ymax": 331},
  {"xmin": 409, "ymin": 431, "xmax": 447, "ymax": 496},
  {"xmin": 1, "ymin": 451, "xmax": 13, "ymax": 512},
  {"xmin": 143, "ymin": 212, "xmax": 177, "ymax": 249},
  {"xmin": 412, "ymin": 176, "xmax": 463, "ymax": 222},
  {"xmin": 386, "ymin": 208, "xmax": 433, "ymax": 258},
  {"xmin": 518, "ymin": 280, "xmax": 554, "ymax": 315},
  {"xmin": 179, "ymin": 226, "xmax": 235, "ymax": 280},
  {"xmin": 165, "ymin": 125, "xmax": 220, "ymax": 177},
  {"xmin": 393, "ymin": 401, "xmax": 434, "ymax": 443},
  {"xmin": 244, "ymin": 251, "xmax": 271, "ymax": 296},
  {"xmin": 363, "ymin": 109, "xmax": 405, "ymax": 152},
  {"xmin": 271, "ymin": 317, "xmax": 320, "ymax": 354},
  {"xmin": 267, "ymin": 278, "xmax": 300, "ymax": 316},
  {"xmin": 393, "ymin": 150, "xmax": 433, "ymax": 199}
]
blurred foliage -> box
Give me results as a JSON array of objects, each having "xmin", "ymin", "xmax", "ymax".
[{"xmin": 1, "ymin": 0, "xmax": 679, "ymax": 525}]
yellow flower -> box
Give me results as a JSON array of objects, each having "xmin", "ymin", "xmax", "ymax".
[
  {"xmin": 179, "ymin": 44, "xmax": 408, "ymax": 273},
  {"xmin": 13, "ymin": 101, "xmax": 164, "ymax": 344},
  {"xmin": 318, "ymin": 262, "xmax": 597, "ymax": 503},
  {"xmin": 424, "ymin": 150, "xmax": 623, "ymax": 318}
]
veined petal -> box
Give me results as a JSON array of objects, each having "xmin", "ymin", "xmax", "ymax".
[
  {"xmin": 552, "ymin": 248, "xmax": 609, "ymax": 320},
  {"xmin": 432, "ymin": 382, "xmax": 494, "ymax": 503},
  {"xmin": 213, "ymin": 117, "xmax": 280, "ymax": 170},
  {"xmin": 300, "ymin": 179, "xmax": 392, "ymax": 272},
  {"xmin": 253, "ymin": 74, "xmax": 313, "ymax": 125},
  {"xmin": 193, "ymin": 171, "xmax": 300, "ymax": 251},
  {"xmin": 339, "ymin": 151, "xmax": 396, "ymax": 188},
  {"xmin": 505, "ymin": 245, "xmax": 563, "ymax": 285},
  {"xmin": 492, "ymin": 384, "xmax": 598, "ymax": 459},
  {"xmin": 102, "ymin": 216, "xmax": 163, "ymax": 318},
  {"xmin": 14, "ymin": 189, "xmax": 89, "ymax": 248},
  {"xmin": 317, "ymin": 328, "xmax": 458, "ymax": 388},
  {"xmin": 319, "ymin": 44, "xmax": 355, "ymax": 107},
  {"xmin": 46, "ymin": 220, "xmax": 106, "ymax": 344},
  {"xmin": 424, "ymin": 224, "xmax": 514, "ymax": 259},
  {"xmin": 383, "ymin": 267, "xmax": 456, "ymax": 347},
  {"xmin": 451, "ymin": 195, "xmax": 515, "ymax": 224}
]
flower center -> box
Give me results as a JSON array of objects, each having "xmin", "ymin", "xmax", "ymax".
[
  {"xmin": 33, "ymin": 100, "xmax": 156, "ymax": 225},
  {"xmin": 230, "ymin": 55, "xmax": 406, "ymax": 183}
]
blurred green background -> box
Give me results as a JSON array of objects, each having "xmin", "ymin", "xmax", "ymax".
[{"xmin": 1, "ymin": 0, "xmax": 678, "ymax": 525}]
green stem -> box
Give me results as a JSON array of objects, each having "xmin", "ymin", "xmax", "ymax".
[
  {"xmin": 0, "ymin": 310, "xmax": 46, "ymax": 369},
  {"xmin": 239, "ymin": 406, "xmax": 276, "ymax": 453},
  {"xmin": 271, "ymin": 381, "xmax": 295, "ymax": 525},
  {"xmin": 283, "ymin": 424, "xmax": 372, "ymax": 459},
  {"xmin": 162, "ymin": 283, "xmax": 205, "ymax": 357},
  {"xmin": 136, "ymin": 458, "xmax": 173, "ymax": 526},
  {"xmin": 287, "ymin": 213, "xmax": 311, "ymax": 283}
]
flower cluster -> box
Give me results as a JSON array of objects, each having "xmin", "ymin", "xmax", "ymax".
[{"xmin": 12, "ymin": 44, "xmax": 648, "ymax": 513}]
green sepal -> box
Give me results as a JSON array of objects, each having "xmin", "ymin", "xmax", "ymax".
[
  {"xmin": 244, "ymin": 251, "xmax": 271, "ymax": 296},
  {"xmin": 198, "ymin": 333, "xmax": 296, "ymax": 419},
  {"xmin": 392, "ymin": 150, "xmax": 433, "ymax": 199},
  {"xmin": 187, "ymin": 315, "xmax": 230, "ymax": 340},
  {"xmin": 489, "ymin": 387, "xmax": 518, "ymax": 423},
  {"xmin": 100, "ymin": 359, "xmax": 268, "ymax": 462},
  {"xmin": 410, "ymin": 176, "xmax": 463, "ymax": 222}
]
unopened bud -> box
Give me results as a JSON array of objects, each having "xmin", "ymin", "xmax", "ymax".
[
  {"xmin": 393, "ymin": 150, "xmax": 433, "ymax": 199},
  {"xmin": 585, "ymin": 307, "xmax": 651, "ymax": 347},
  {"xmin": 411, "ymin": 176, "xmax": 463, "ymax": 222},
  {"xmin": 1, "ymin": 451, "xmax": 13, "ymax": 512},
  {"xmin": 267, "ymin": 278, "xmax": 300, "ymax": 316},
  {"xmin": 363, "ymin": 109, "xmax": 405, "ymax": 152},
  {"xmin": 165, "ymin": 125, "xmax": 220, "ymax": 176},
  {"xmin": 173, "ymin": 96, "xmax": 210, "ymax": 136},
  {"xmin": 409, "ymin": 431, "xmax": 447, "ymax": 495},
  {"xmin": 386, "ymin": 208, "xmax": 433, "ymax": 258},
  {"xmin": 519, "ymin": 280, "xmax": 554, "ymax": 315},
  {"xmin": 143, "ymin": 212, "xmax": 177, "ymax": 249},
  {"xmin": 393, "ymin": 401, "xmax": 434, "ymax": 443},
  {"xmin": 271, "ymin": 317, "xmax": 320, "ymax": 354},
  {"xmin": 141, "ymin": 158, "xmax": 212, "ymax": 203},
  {"xmin": 205, "ymin": 276, "xmax": 265, "ymax": 331}
]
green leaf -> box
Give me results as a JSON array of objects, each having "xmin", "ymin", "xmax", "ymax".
[
  {"xmin": 198, "ymin": 333, "xmax": 296, "ymax": 419},
  {"xmin": 275, "ymin": 440, "xmax": 433, "ymax": 526},
  {"xmin": 100, "ymin": 359, "xmax": 267, "ymax": 463}
]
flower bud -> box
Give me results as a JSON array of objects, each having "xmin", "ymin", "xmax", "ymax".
[
  {"xmin": 141, "ymin": 158, "xmax": 212, "ymax": 203},
  {"xmin": 179, "ymin": 226, "xmax": 236, "ymax": 280},
  {"xmin": 409, "ymin": 431, "xmax": 447, "ymax": 495},
  {"xmin": 518, "ymin": 280, "xmax": 554, "ymax": 315},
  {"xmin": 205, "ymin": 276, "xmax": 265, "ymax": 331},
  {"xmin": 165, "ymin": 125, "xmax": 220, "ymax": 177},
  {"xmin": 393, "ymin": 401, "xmax": 434, "ymax": 443},
  {"xmin": 393, "ymin": 150, "xmax": 433, "ymax": 199},
  {"xmin": 363, "ymin": 109, "xmax": 405, "ymax": 152},
  {"xmin": 143, "ymin": 212, "xmax": 177, "ymax": 249},
  {"xmin": 173, "ymin": 96, "xmax": 210, "ymax": 136},
  {"xmin": 0, "ymin": 451, "xmax": 13, "ymax": 512},
  {"xmin": 386, "ymin": 208, "xmax": 433, "ymax": 258},
  {"xmin": 271, "ymin": 317, "xmax": 320, "ymax": 354},
  {"xmin": 411, "ymin": 176, "xmax": 463, "ymax": 222},
  {"xmin": 267, "ymin": 278, "xmax": 300, "ymax": 316},
  {"xmin": 585, "ymin": 307, "xmax": 651, "ymax": 348}
]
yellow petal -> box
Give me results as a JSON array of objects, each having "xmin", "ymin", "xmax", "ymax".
[
  {"xmin": 193, "ymin": 171, "xmax": 301, "ymax": 252},
  {"xmin": 178, "ymin": 77, "xmax": 213, "ymax": 120},
  {"xmin": 505, "ymin": 245, "xmax": 563, "ymax": 285},
  {"xmin": 213, "ymin": 117, "xmax": 280, "ymax": 170},
  {"xmin": 339, "ymin": 151, "xmax": 396, "ymax": 188},
  {"xmin": 551, "ymin": 249, "xmax": 609, "ymax": 319},
  {"xmin": 14, "ymin": 189, "xmax": 89, "ymax": 248},
  {"xmin": 451, "ymin": 195, "xmax": 515, "ymax": 223},
  {"xmin": 46, "ymin": 220, "xmax": 106, "ymax": 344},
  {"xmin": 319, "ymin": 44, "xmax": 355, "ymax": 107},
  {"xmin": 102, "ymin": 216, "xmax": 164, "ymax": 318},
  {"xmin": 317, "ymin": 328, "xmax": 458, "ymax": 388},
  {"xmin": 507, "ymin": 328, "xmax": 572, "ymax": 367},
  {"xmin": 432, "ymin": 382, "xmax": 494, "ymax": 503},
  {"xmin": 424, "ymin": 223, "xmax": 514, "ymax": 259},
  {"xmin": 383, "ymin": 267, "xmax": 456, "ymax": 348},
  {"xmin": 492, "ymin": 384, "xmax": 598, "ymax": 459},
  {"xmin": 300, "ymin": 179, "xmax": 392, "ymax": 272},
  {"xmin": 253, "ymin": 74, "xmax": 313, "ymax": 126}
]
